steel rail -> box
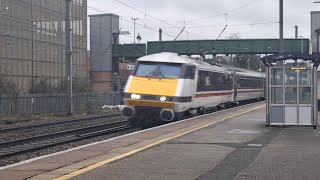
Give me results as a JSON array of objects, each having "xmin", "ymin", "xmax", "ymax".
[
  {"xmin": 0, "ymin": 114, "xmax": 121, "ymax": 134},
  {"xmin": 0, "ymin": 120, "xmax": 131, "ymax": 158}
]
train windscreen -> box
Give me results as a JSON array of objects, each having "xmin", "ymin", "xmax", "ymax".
[{"xmin": 134, "ymin": 62, "xmax": 182, "ymax": 78}]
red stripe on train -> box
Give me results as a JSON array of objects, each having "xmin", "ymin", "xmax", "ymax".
[
  {"xmin": 195, "ymin": 89, "xmax": 263, "ymax": 98},
  {"xmin": 195, "ymin": 91, "xmax": 233, "ymax": 98}
]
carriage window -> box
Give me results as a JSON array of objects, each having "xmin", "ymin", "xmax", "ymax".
[
  {"xmin": 238, "ymin": 76, "xmax": 261, "ymax": 89},
  {"xmin": 183, "ymin": 65, "xmax": 195, "ymax": 79},
  {"xmin": 197, "ymin": 70, "xmax": 233, "ymax": 92}
]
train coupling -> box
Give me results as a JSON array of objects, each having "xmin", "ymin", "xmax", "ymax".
[
  {"xmin": 121, "ymin": 106, "xmax": 135, "ymax": 118},
  {"xmin": 160, "ymin": 109, "xmax": 175, "ymax": 122}
]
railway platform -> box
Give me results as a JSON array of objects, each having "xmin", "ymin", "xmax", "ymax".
[{"xmin": 1, "ymin": 102, "xmax": 320, "ymax": 180}]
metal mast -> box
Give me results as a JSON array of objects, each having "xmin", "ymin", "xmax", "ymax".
[{"xmin": 66, "ymin": 0, "xmax": 73, "ymax": 115}]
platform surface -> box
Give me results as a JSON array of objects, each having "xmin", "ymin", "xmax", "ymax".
[
  {"xmin": 72, "ymin": 106, "xmax": 320, "ymax": 180},
  {"xmin": 1, "ymin": 102, "xmax": 320, "ymax": 180}
]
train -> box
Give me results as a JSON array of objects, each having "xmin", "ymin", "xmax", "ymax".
[{"xmin": 121, "ymin": 52, "xmax": 265, "ymax": 128}]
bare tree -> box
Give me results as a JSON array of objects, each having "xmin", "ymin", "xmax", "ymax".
[
  {"xmin": 57, "ymin": 77, "xmax": 90, "ymax": 93},
  {"xmin": 226, "ymin": 33, "xmax": 264, "ymax": 71}
]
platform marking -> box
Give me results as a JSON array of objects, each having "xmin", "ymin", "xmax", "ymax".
[
  {"xmin": 247, "ymin": 143, "xmax": 263, "ymax": 147},
  {"xmin": 228, "ymin": 129, "xmax": 262, "ymax": 134},
  {"xmin": 53, "ymin": 104, "xmax": 265, "ymax": 180}
]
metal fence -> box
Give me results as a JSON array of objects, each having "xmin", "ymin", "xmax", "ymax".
[{"xmin": 0, "ymin": 92, "xmax": 122, "ymax": 115}]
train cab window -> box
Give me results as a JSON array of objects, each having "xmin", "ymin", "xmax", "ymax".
[
  {"xmin": 134, "ymin": 62, "xmax": 182, "ymax": 78},
  {"xmin": 135, "ymin": 63, "xmax": 158, "ymax": 77},
  {"xmin": 158, "ymin": 64, "xmax": 182, "ymax": 78}
]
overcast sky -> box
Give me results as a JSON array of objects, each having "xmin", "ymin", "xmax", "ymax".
[{"xmin": 87, "ymin": 0, "xmax": 319, "ymax": 44}]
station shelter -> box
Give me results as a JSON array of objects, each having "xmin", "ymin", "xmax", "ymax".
[{"xmin": 262, "ymin": 53, "xmax": 320, "ymax": 129}]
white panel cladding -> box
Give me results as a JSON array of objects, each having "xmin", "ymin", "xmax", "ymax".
[
  {"xmin": 299, "ymin": 107, "xmax": 312, "ymax": 125},
  {"xmin": 175, "ymin": 79, "xmax": 195, "ymax": 97},
  {"xmin": 285, "ymin": 107, "xmax": 297, "ymax": 124}
]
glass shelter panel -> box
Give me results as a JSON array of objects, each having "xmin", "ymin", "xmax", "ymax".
[
  {"xmin": 299, "ymin": 87, "xmax": 312, "ymax": 104},
  {"xmin": 285, "ymin": 68, "xmax": 297, "ymax": 85},
  {"xmin": 299, "ymin": 69, "xmax": 312, "ymax": 85},
  {"xmin": 285, "ymin": 87, "xmax": 297, "ymax": 104},
  {"xmin": 271, "ymin": 68, "xmax": 283, "ymax": 85},
  {"xmin": 271, "ymin": 87, "xmax": 283, "ymax": 104}
]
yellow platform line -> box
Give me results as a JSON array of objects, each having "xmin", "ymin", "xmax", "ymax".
[{"xmin": 53, "ymin": 104, "xmax": 265, "ymax": 180}]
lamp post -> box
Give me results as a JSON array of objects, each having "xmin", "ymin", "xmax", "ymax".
[
  {"xmin": 120, "ymin": 31, "xmax": 130, "ymax": 44},
  {"xmin": 132, "ymin": 18, "xmax": 139, "ymax": 60},
  {"xmin": 279, "ymin": 0, "xmax": 284, "ymax": 53}
]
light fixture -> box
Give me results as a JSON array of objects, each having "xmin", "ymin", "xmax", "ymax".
[
  {"xmin": 131, "ymin": 94, "xmax": 137, "ymax": 99},
  {"xmin": 131, "ymin": 94, "xmax": 141, "ymax": 99},
  {"xmin": 160, "ymin": 96, "xmax": 166, "ymax": 101},
  {"xmin": 136, "ymin": 94, "xmax": 141, "ymax": 99}
]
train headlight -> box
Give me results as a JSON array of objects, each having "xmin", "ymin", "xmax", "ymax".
[
  {"xmin": 130, "ymin": 94, "xmax": 141, "ymax": 99},
  {"xmin": 131, "ymin": 94, "xmax": 137, "ymax": 99},
  {"xmin": 160, "ymin": 96, "xmax": 166, "ymax": 101}
]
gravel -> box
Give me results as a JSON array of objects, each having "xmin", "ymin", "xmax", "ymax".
[
  {"xmin": 0, "ymin": 115, "xmax": 124, "ymax": 143},
  {"xmin": 0, "ymin": 111, "xmax": 120, "ymax": 129}
]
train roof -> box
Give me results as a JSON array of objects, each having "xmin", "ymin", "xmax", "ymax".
[
  {"xmin": 137, "ymin": 52, "xmax": 265, "ymax": 77},
  {"xmin": 138, "ymin": 52, "xmax": 229, "ymax": 72},
  {"xmin": 138, "ymin": 52, "xmax": 194, "ymax": 64}
]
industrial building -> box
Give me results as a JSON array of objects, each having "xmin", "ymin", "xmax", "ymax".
[
  {"xmin": 0, "ymin": 0, "xmax": 88, "ymax": 93},
  {"xmin": 89, "ymin": 13, "xmax": 119, "ymax": 92}
]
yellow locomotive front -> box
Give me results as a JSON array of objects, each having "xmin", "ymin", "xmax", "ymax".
[
  {"xmin": 121, "ymin": 53, "xmax": 197, "ymax": 128},
  {"xmin": 122, "ymin": 60, "xmax": 182, "ymax": 127}
]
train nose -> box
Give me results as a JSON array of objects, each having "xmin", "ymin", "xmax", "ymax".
[
  {"xmin": 122, "ymin": 106, "xmax": 135, "ymax": 118},
  {"xmin": 160, "ymin": 109, "xmax": 175, "ymax": 121}
]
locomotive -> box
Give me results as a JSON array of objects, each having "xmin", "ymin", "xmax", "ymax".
[{"xmin": 121, "ymin": 52, "xmax": 265, "ymax": 128}]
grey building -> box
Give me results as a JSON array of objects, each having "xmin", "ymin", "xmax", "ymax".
[
  {"xmin": 89, "ymin": 14, "xmax": 119, "ymax": 92},
  {"xmin": 0, "ymin": 0, "xmax": 88, "ymax": 93},
  {"xmin": 311, "ymin": 11, "xmax": 320, "ymax": 53}
]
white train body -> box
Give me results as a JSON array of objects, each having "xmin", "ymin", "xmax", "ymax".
[{"xmin": 122, "ymin": 52, "xmax": 265, "ymax": 127}]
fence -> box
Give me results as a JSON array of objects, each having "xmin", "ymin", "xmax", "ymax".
[{"xmin": 0, "ymin": 92, "xmax": 122, "ymax": 115}]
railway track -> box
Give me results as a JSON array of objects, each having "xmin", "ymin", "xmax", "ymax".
[
  {"xmin": 0, "ymin": 114, "xmax": 121, "ymax": 134},
  {"xmin": 0, "ymin": 120, "xmax": 131, "ymax": 158}
]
